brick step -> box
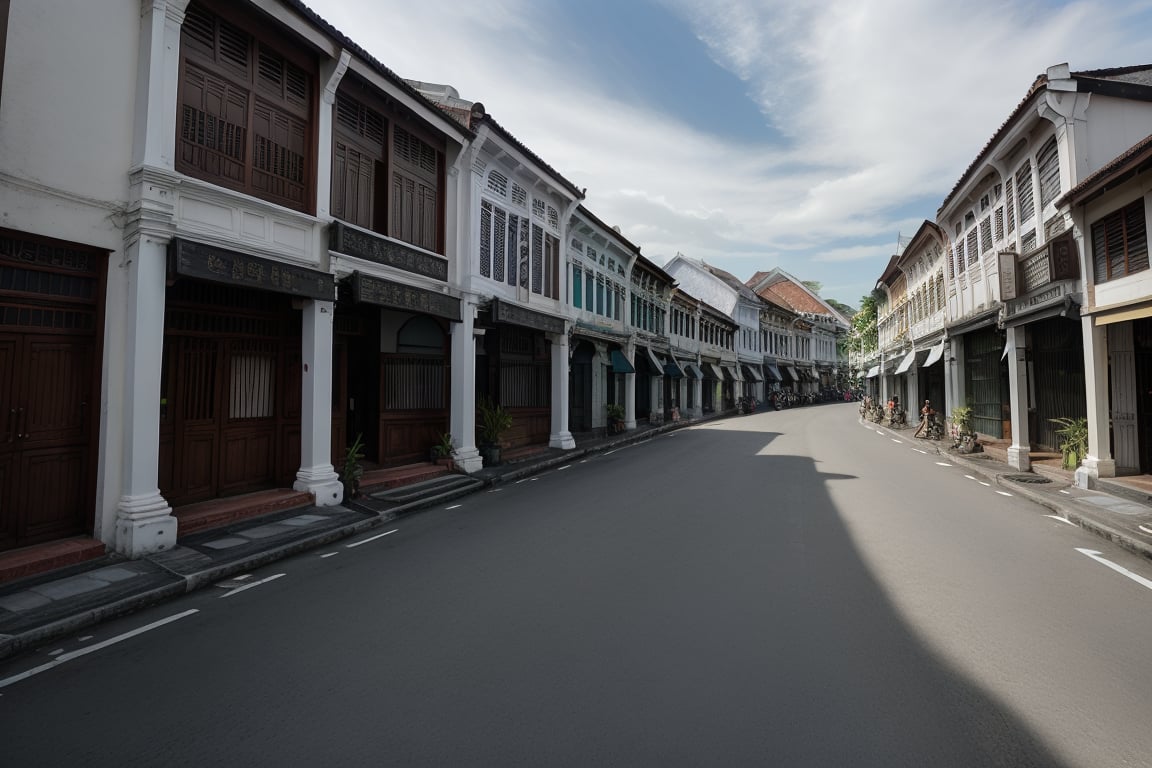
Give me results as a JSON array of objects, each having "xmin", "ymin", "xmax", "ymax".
[
  {"xmin": 0, "ymin": 537, "xmax": 107, "ymax": 585},
  {"xmin": 360, "ymin": 463, "xmax": 449, "ymax": 493},
  {"xmin": 174, "ymin": 489, "xmax": 315, "ymax": 537}
]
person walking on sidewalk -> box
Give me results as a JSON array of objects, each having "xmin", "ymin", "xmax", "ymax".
[{"xmin": 915, "ymin": 399, "xmax": 935, "ymax": 438}]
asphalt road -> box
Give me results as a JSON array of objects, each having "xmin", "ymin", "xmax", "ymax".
[{"xmin": 3, "ymin": 403, "xmax": 1152, "ymax": 767}]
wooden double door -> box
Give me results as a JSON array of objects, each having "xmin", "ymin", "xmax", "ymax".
[
  {"xmin": 0, "ymin": 230, "xmax": 102, "ymax": 551},
  {"xmin": 160, "ymin": 282, "xmax": 302, "ymax": 506},
  {"xmin": 0, "ymin": 334, "xmax": 95, "ymax": 550}
]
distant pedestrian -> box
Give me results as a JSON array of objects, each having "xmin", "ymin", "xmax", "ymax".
[{"xmin": 915, "ymin": 399, "xmax": 935, "ymax": 438}]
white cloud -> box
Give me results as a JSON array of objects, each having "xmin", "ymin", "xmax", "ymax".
[{"xmin": 304, "ymin": 0, "xmax": 1152, "ymax": 305}]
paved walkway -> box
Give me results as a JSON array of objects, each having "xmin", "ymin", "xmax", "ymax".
[{"xmin": 3, "ymin": 410, "xmax": 1151, "ymax": 663}]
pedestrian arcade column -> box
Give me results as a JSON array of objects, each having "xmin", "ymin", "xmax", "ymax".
[
  {"xmin": 549, "ymin": 328, "xmax": 575, "ymax": 449},
  {"xmin": 450, "ymin": 297, "xmax": 482, "ymax": 473},
  {"xmin": 1005, "ymin": 325, "xmax": 1031, "ymax": 471},
  {"xmin": 1077, "ymin": 314, "xmax": 1116, "ymax": 487},
  {"xmin": 114, "ymin": 234, "xmax": 177, "ymax": 557},
  {"xmin": 293, "ymin": 299, "xmax": 344, "ymax": 506}
]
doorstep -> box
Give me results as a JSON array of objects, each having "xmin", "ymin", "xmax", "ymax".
[
  {"xmin": 173, "ymin": 489, "xmax": 316, "ymax": 537},
  {"xmin": 0, "ymin": 537, "xmax": 107, "ymax": 586}
]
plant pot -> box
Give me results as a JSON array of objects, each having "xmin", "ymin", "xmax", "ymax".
[{"xmin": 478, "ymin": 443, "xmax": 501, "ymax": 467}]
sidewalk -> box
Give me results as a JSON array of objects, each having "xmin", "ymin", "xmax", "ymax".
[
  {"xmin": 0, "ymin": 418, "xmax": 687, "ymax": 662},
  {"xmin": 863, "ymin": 418, "xmax": 1152, "ymax": 562},
  {"xmin": 4, "ymin": 410, "xmax": 1152, "ymax": 663}
]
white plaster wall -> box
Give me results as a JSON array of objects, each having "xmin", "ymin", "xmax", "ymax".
[
  {"xmin": 1082, "ymin": 97, "xmax": 1152, "ymax": 173},
  {"xmin": 1085, "ymin": 186, "xmax": 1152, "ymax": 309},
  {"xmin": 1, "ymin": 0, "xmax": 136, "ymax": 205}
]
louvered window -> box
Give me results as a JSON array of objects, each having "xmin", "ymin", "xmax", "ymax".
[
  {"xmin": 487, "ymin": 170, "xmax": 508, "ymax": 197},
  {"xmin": 391, "ymin": 126, "xmax": 439, "ymax": 252},
  {"xmin": 980, "ymin": 216, "xmax": 993, "ymax": 253},
  {"xmin": 967, "ymin": 230, "xmax": 979, "ymax": 266},
  {"xmin": 1016, "ymin": 161, "xmax": 1035, "ymax": 225},
  {"xmin": 179, "ymin": 2, "xmax": 313, "ymax": 212},
  {"xmin": 572, "ymin": 266, "xmax": 582, "ymax": 308},
  {"xmin": 1037, "ymin": 136, "xmax": 1061, "ymax": 208},
  {"xmin": 1092, "ymin": 199, "xmax": 1149, "ymax": 283},
  {"xmin": 1005, "ymin": 177, "xmax": 1016, "ymax": 234},
  {"xmin": 994, "ymin": 208, "xmax": 1004, "ymax": 242},
  {"xmin": 332, "ymin": 95, "xmax": 384, "ymax": 230}
]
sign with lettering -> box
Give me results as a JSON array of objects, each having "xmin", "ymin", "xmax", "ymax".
[
  {"xmin": 491, "ymin": 298, "xmax": 566, "ymax": 334},
  {"xmin": 998, "ymin": 251, "xmax": 1018, "ymax": 302},
  {"xmin": 351, "ymin": 272, "xmax": 461, "ymax": 322},
  {"xmin": 330, "ymin": 222, "xmax": 448, "ymax": 282},
  {"xmin": 168, "ymin": 239, "xmax": 335, "ymax": 300}
]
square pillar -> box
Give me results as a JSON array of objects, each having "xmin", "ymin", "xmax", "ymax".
[
  {"xmin": 450, "ymin": 299, "xmax": 482, "ymax": 473},
  {"xmin": 293, "ymin": 299, "xmax": 343, "ymax": 505},
  {"xmin": 1005, "ymin": 325, "xmax": 1031, "ymax": 471},
  {"xmin": 1077, "ymin": 315, "xmax": 1115, "ymax": 487},
  {"xmin": 115, "ymin": 235, "xmax": 177, "ymax": 557},
  {"xmin": 624, "ymin": 342, "xmax": 637, "ymax": 429},
  {"xmin": 549, "ymin": 329, "xmax": 575, "ymax": 449}
]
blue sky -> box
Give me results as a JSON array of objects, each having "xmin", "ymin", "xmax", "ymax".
[{"xmin": 306, "ymin": 0, "xmax": 1152, "ymax": 311}]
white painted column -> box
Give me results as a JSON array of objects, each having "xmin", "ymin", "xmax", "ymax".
[
  {"xmin": 293, "ymin": 300, "xmax": 343, "ymax": 505},
  {"xmin": 115, "ymin": 235, "xmax": 177, "ymax": 557},
  {"xmin": 1005, "ymin": 325, "xmax": 1031, "ymax": 471},
  {"xmin": 133, "ymin": 0, "xmax": 191, "ymax": 172},
  {"xmin": 1077, "ymin": 315, "xmax": 1115, "ymax": 487},
  {"xmin": 450, "ymin": 299, "xmax": 482, "ymax": 472},
  {"xmin": 624, "ymin": 341, "xmax": 637, "ymax": 429},
  {"xmin": 549, "ymin": 330, "xmax": 575, "ymax": 448}
]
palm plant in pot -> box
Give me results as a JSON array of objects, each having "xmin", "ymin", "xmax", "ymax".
[
  {"xmin": 605, "ymin": 402, "xmax": 625, "ymax": 434},
  {"xmin": 477, "ymin": 395, "xmax": 512, "ymax": 466},
  {"xmin": 340, "ymin": 433, "xmax": 365, "ymax": 500},
  {"xmin": 1050, "ymin": 416, "xmax": 1088, "ymax": 470}
]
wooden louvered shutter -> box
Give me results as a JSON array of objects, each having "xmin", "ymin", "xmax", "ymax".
[
  {"xmin": 1016, "ymin": 161, "xmax": 1035, "ymax": 225},
  {"xmin": 1037, "ymin": 137, "xmax": 1061, "ymax": 208},
  {"xmin": 1125, "ymin": 200, "xmax": 1149, "ymax": 275}
]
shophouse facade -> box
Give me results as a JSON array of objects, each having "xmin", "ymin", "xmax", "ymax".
[
  {"xmin": 939, "ymin": 63, "xmax": 1152, "ymax": 470},
  {"xmin": 748, "ymin": 268, "xmax": 850, "ymax": 394},
  {"xmin": 566, "ymin": 205, "xmax": 639, "ymax": 434},
  {"xmin": 0, "ymin": 0, "xmax": 483, "ymax": 558},
  {"xmin": 1060, "ymin": 132, "xmax": 1152, "ymax": 485},
  {"xmin": 875, "ymin": 224, "xmax": 948, "ymax": 416},
  {"xmin": 630, "ymin": 257, "xmax": 676, "ymax": 424}
]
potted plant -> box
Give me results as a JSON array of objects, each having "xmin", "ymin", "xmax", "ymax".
[
  {"xmin": 1050, "ymin": 416, "xmax": 1088, "ymax": 470},
  {"xmin": 605, "ymin": 403, "xmax": 625, "ymax": 433},
  {"xmin": 950, "ymin": 405, "xmax": 980, "ymax": 453},
  {"xmin": 477, "ymin": 395, "xmax": 513, "ymax": 466},
  {"xmin": 340, "ymin": 433, "xmax": 365, "ymax": 501},
  {"xmin": 431, "ymin": 432, "xmax": 455, "ymax": 468}
]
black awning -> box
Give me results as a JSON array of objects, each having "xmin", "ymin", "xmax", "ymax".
[
  {"xmin": 764, "ymin": 362, "xmax": 783, "ymax": 382},
  {"xmin": 610, "ymin": 349, "xmax": 635, "ymax": 374},
  {"xmin": 663, "ymin": 356, "xmax": 685, "ymax": 378}
]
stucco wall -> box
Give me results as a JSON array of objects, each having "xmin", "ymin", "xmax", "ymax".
[{"xmin": 1, "ymin": 0, "xmax": 136, "ymax": 207}]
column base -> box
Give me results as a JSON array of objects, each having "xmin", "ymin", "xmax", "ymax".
[
  {"xmin": 1007, "ymin": 445, "xmax": 1031, "ymax": 472},
  {"xmin": 115, "ymin": 492, "xmax": 178, "ymax": 558},
  {"xmin": 1075, "ymin": 456, "xmax": 1116, "ymax": 489},
  {"xmin": 294, "ymin": 465, "xmax": 344, "ymax": 507},
  {"xmin": 452, "ymin": 447, "xmax": 483, "ymax": 474},
  {"xmin": 550, "ymin": 431, "xmax": 576, "ymax": 450}
]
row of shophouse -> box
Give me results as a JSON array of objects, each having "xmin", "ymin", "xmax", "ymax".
[
  {"xmin": 0, "ymin": 0, "xmax": 848, "ymax": 561},
  {"xmin": 857, "ymin": 63, "xmax": 1152, "ymax": 489}
]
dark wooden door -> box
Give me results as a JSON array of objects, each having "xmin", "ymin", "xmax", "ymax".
[
  {"xmin": 0, "ymin": 333, "xmax": 93, "ymax": 550},
  {"xmin": 569, "ymin": 342, "xmax": 593, "ymax": 433}
]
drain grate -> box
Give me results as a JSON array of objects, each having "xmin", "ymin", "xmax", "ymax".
[{"xmin": 1004, "ymin": 473, "xmax": 1052, "ymax": 484}]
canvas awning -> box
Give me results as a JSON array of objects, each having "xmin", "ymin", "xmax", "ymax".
[
  {"xmin": 786, "ymin": 366, "xmax": 801, "ymax": 382},
  {"xmin": 724, "ymin": 365, "xmax": 743, "ymax": 382},
  {"xmin": 764, "ymin": 361, "xmax": 783, "ymax": 382},
  {"xmin": 705, "ymin": 362, "xmax": 726, "ymax": 380},
  {"xmin": 742, "ymin": 364, "xmax": 765, "ymax": 382},
  {"xmin": 643, "ymin": 346, "xmax": 664, "ymax": 374},
  {"xmin": 683, "ymin": 362, "xmax": 703, "ymax": 379},
  {"xmin": 923, "ymin": 341, "xmax": 945, "ymax": 368},
  {"xmin": 663, "ymin": 356, "xmax": 685, "ymax": 378},
  {"xmin": 894, "ymin": 350, "xmax": 918, "ymax": 375},
  {"xmin": 865, "ymin": 365, "xmax": 880, "ymax": 379},
  {"xmin": 609, "ymin": 349, "xmax": 635, "ymax": 374}
]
